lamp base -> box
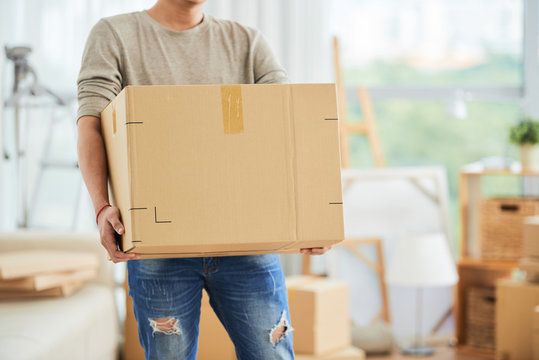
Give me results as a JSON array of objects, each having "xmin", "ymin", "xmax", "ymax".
[{"xmin": 401, "ymin": 345, "xmax": 435, "ymax": 356}]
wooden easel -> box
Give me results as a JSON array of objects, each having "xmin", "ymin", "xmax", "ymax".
[
  {"xmin": 341, "ymin": 238, "xmax": 391, "ymax": 324},
  {"xmin": 301, "ymin": 39, "xmax": 391, "ymax": 327},
  {"xmin": 333, "ymin": 36, "xmax": 385, "ymax": 168},
  {"xmin": 301, "ymin": 36, "xmax": 388, "ymax": 277}
]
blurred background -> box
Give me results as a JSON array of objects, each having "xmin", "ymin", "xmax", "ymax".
[{"xmin": 1, "ymin": 0, "xmax": 537, "ymax": 358}]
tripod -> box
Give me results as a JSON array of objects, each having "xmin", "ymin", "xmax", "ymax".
[{"xmin": 3, "ymin": 46, "xmax": 66, "ymax": 228}]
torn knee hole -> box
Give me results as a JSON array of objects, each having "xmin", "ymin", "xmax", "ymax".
[
  {"xmin": 271, "ymin": 324, "xmax": 287, "ymax": 344},
  {"xmin": 270, "ymin": 310, "xmax": 293, "ymax": 345},
  {"xmin": 149, "ymin": 317, "xmax": 181, "ymax": 335}
]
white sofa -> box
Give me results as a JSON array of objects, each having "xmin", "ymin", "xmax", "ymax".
[{"xmin": 0, "ymin": 231, "xmax": 119, "ymax": 360}]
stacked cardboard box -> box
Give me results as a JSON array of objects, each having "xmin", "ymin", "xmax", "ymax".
[
  {"xmin": 534, "ymin": 306, "xmax": 539, "ymax": 360},
  {"xmin": 286, "ymin": 276, "xmax": 364, "ymax": 359},
  {"xmin": 0, "ymin": 250, "xmax": 98, "ymax": 299},
  {"xmin": 520, "ymin": 217, "xmax": 539, "ymax": 281},
  {"xmin": 496, "ymin": 279, "xmax": 539, "ymax": 360},
  {"xmin": 193, "ymin": 276, "xmax": 365, "ymax": 360},
  {"xmin": 286, "ymin": 276, "xmax": 351, "ymax": 355}
]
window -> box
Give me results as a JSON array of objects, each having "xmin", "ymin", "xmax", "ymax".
[{"xmin": 331, "ymin": 0, "xmax": 525, "ymax": 250}]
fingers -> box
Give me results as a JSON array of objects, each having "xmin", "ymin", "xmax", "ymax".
[
  {"xmin": 106, "ymin": 208, "xmax": 124, "ymax": 235},
  {"xmin": 98, "ymin": 206, "xmax": 139, "ymax": 262},
  {"xmin": 300, "ymin": 246, "xmax": 332, "ymax": 255},
  {"xmin": 108, "ymin": 249, "xmax": 141, "ymax": 263}
]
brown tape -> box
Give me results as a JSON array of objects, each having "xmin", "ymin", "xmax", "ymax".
[{"xmin": 221, "ymin": 85, "xmax": 244, "ymax": 134}]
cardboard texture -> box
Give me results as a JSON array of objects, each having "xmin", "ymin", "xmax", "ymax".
[
  {"xmin": 295, "ymin": 346, "xmax": 366, "ymax": 360},
  {"xmin": 0, "ymin": 251, "xmax": 98, "ymax": 279},
  {"xmin": 286, "ymin": 276, "xmax": 351, "ymax": 355},
  {"xmin": 496, "ymin": 279, "xmax": 539, "ymax": 360},
  {"xmin": 520, "ymin": 257, "xmax": 539, "ymax": 282},
  {"xmin": 101, "ymin": 84, "xmax": 343, "ymax": 258},
  {"xmin": 0, "ymin": 268, "xmax": 97, "ymax": 291},
  {"xmin": 124, "ymin": 279, "xmax": 145, "ymax": 360},
  {"xmin": 534, "ymin": 306, "xmax": 539, "ymax": 360},
  {"xmin": 525, "ymin": 217, "xmax": 539, "ymax": 257},
  {"xmin": 197, "ymin": 290, "xmax": 236, "ymax": 360},
  {"xmin": 0, "ymin": 280, "xmax": 85, "ymax": 299}
]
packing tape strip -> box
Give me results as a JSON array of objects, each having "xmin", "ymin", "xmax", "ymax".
[{"xmin": 221, "ymin": 85, "xmax": 244, "ymax": 134}]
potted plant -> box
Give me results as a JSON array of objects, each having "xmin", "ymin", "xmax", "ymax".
[{"xmin": 509, "ymin": 118, "xmax": 539, "ymax": 171}]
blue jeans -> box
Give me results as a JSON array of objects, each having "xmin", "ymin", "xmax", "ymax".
[{"xmin": 127, "ymin": 255, "xmax": 294, "ymax": 360}]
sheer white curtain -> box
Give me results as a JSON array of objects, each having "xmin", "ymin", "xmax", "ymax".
[
  {"xmin": 1, "ymin": 0, "xmax": 332, "ymax": 99},
  {"xmin": 0, "ymin": 0, "xmax": 333, "ymax": 232}
]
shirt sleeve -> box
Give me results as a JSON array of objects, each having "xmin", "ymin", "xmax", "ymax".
[
  {"xmin": 251, "ymin": 31, "xmax": 290, "ymax": 84},
  {"xmin": 77, "ymin": 19, "xmax": 123, "ymax": 121}
]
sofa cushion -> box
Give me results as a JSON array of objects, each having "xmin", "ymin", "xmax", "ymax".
[{"xmin": 0, "ymin": 284, "xmax": 118, "ymax": 360}]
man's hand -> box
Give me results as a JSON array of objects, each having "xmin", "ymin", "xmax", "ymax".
[
  {"xmin": 300, "ymin": 246, "xmax": 332, "ymax": 255},
  {"xmin": 97, "ymin": 205, "xmax": 140, "ymax": 263}
]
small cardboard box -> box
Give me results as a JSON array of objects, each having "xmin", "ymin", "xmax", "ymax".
[
  {"xmin": 286, "ymin": 276, "xmax": 351, "ymax": 355},
  {"xmin": 496, "ymin": 279, "xmax": 539, "ymax": 360},
  {"xmin": 295, "ymin": 346, "xmax": 365, "ymax": 360},
  {"xmin": 525, "ymin": 217, "xmax": 539, "ymax": 258},
  {"xmin": 101, "ymin": 84, "xmax": 343, "ymax": 258}
]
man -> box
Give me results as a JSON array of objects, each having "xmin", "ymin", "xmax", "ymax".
[{"xmin": 77, "ymin": 1, "xmax": 330, "ymax": 359}]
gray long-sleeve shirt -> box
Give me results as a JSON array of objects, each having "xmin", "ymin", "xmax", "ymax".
[{"xmin": 77, "ymin": 11, "xmax": 288, "ymax": 120}]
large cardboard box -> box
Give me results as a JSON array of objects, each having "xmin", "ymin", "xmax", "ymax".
[
  {"xmin": 496, "ymin": 279, "xmax": 539, "ymax": 360},
  {"xmin": 101, "ymin": 84, "xmax": 343, "ymax": 258},
  {"xmin": 287, "ymin": 276, "xmax": 351, "ymax": 355}
]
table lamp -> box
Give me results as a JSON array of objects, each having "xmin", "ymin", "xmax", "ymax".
[{"xmin": 386, "ymin": 232, "xmax": 458, "ymax": 356}]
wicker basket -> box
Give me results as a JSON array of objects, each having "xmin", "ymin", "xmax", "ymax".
[
  {"xmin": 480, "ymin": 197, "xmax": 539, "ymax": 260},
  {"xmin": 466, "ymin": 287, "xmax": 496, "ymax": 350}
]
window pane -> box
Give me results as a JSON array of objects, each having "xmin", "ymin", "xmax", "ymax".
[
  {"xmin": 346, "ymin": 99, "xmax": 521, "ymax": 248},
  {"xmin": 332, "ymin": 0, "xmax": 523, "ymax": 86}
]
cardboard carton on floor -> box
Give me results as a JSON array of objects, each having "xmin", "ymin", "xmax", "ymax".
[
  {"xmin": 534, "ymin": 306, "xmax": 539, "ymax": 360},
  {"xmin": 524, "ymin": 217, "xmax": 539, "ymax": 258},
  {"xmin": 496, "ymin": 279, "xmax": 539, "ymax": 360},
  {"xmin": 287, "ymin": 276, "xmax": 351, "ymax": 356},
  {"xmin": 101, "ymin": 84, "xmax": 343, "ymax": 258}
]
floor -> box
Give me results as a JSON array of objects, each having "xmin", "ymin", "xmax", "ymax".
[{"xmin": 368, "ymin": 347, "xmax": 493, "ymax": 360}]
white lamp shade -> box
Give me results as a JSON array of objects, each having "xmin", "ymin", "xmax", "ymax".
[{"xmin": 386, "ymin": 232, "xmax": 458, "ymax": 287}]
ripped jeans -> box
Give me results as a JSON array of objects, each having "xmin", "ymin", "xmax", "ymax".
[{"xmin": 127, "ymin": 255, "xmax": 294, "ymax": 360}]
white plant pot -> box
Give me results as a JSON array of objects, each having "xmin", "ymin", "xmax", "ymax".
[{"xmin": 520, "ymin": 145, "xmax": 539, "ymax": 172}]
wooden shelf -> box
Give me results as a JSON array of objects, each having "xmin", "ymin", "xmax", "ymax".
[
  {"xmin": 458, "ymin": 257, "xmax": 518, "ymax": 270},
  {"xmin": 461, "ymin": 162, "xmax": 539, "ymax": 176},
  {"xmin": 456, "ymin": 165, "xmax": 527, "ymax": 355},
  {"xmin": 455, "ymin": 260, "xmax": 515, "ymax": 353},
  {"xmin": 455, "ymin": 344, "xmax": 495, "ymax": 358}
]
